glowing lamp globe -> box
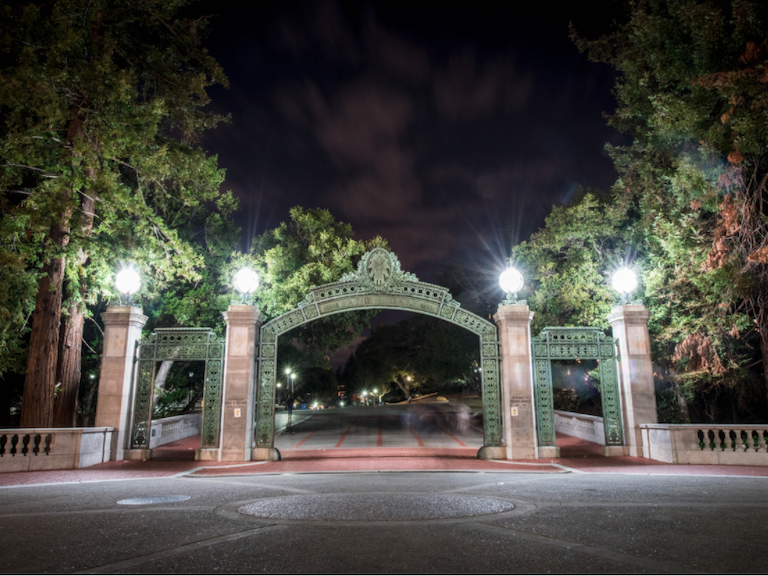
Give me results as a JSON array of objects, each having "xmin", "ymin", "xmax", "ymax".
[
  {"xmin": 499, "ymin": 267, "xmax": 524, "ymax": 295},
  {"xmin": 233, "ymin": 267, "xmax": 259, "ymax": 295},
  {"xmin": 612, "ymin": 268, "xmax": 638, "ymax": 295},
  {"xmin": 115, "ymin": 269, "xmax": 141, "ymax": 295}
]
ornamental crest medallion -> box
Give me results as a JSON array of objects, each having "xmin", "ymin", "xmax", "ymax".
[
  {"xmin": 367, "ymin": 250, "xmax": 392, "ymax": 287},
  {"xmin": 339, "ymin": 248, "xmax": 418, "ymax": 292}
]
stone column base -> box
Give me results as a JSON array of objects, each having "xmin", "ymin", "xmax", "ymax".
[
  {"xmin": 536, "ymin": 446, "xmax": 560, "ymax": 458},
  {"xmin": 251, "ymin": 447, "xmax": 281, "ymax": 462},
  {"xmin": 124, "ymin": 449, "xmax": 152, "ymax": 461},
  {"xmin": 603, "ymin": 445, "xmax": 628, "ymax": 457},
  {"xmin": 477, "ymin": 446, "xmax": 506, "ymax": 460},
  {"xmin": 196, "ymin": 448, "xmax": 220, "ymax": 461}
]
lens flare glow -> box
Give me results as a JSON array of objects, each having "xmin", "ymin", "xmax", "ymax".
[{"xmin": 115, "ymin": 269, "xmax": 141, "ymax": 295}]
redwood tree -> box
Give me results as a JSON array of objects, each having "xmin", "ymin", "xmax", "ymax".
[{"xmin": 0, "ymin": 0, "xmax": 232, "ymax": 427}]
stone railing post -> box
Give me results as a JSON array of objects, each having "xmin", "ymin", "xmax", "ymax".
[
  {"xmin": 219, "ymin": 305, "xmax": 261, "ymax": 462},
  {"xmin": 607, "ymin": 303, "xmax": 658, "ymax": 457},
  {"xmin": 94, "ymin": 305, "xmax": 147, "ymax": 461},
  {"xmin": 493, "ymin": 304, "xmax": 539, "ymax": 460}
]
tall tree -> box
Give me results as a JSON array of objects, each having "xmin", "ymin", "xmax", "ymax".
[
  {"xmin": 0, "ymin": 0, "xmax": 230, "ymax": 427},
  {"xmin": 573, "ymin": 0, "xmax": 768, "ymax": 412},
  {"xmin": 252, "ymin": 206, "xmax": 388, "ymax": 366},
  {"xmin": 511, "ymin": 189, "xmax": 637, "ymax": 335}
]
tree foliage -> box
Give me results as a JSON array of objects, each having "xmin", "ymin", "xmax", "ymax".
[
  {"xmin": 511, "ymin": 189, "xmax": 637, "ymax": 335},
  {"xmin": 252, "ymin": 206, "xmax": 387, "ymax": 366},
  {"xmin": 0, "ymin": 0, "xmax": 232, "ymax": 426},
  {"xmin": 567, "ymin": 0, "xmax": 768, "ymax": 419}
]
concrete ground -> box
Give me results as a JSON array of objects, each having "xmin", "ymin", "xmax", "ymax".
[{"xmin": 2, "ymin": 408, "xmax": 768, "ymax": 573}]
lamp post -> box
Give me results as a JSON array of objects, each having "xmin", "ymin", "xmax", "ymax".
[
  {"xmin": 499, "ymin": 264, "xmax": 524, "ymax": 305},
  {"xmin": 373, "ymin": 388, "xmax": 378, "ymax": 407},
  {"xmin": 115, "ymin": 268, "xmax": 141, "ymax": 305},
  {"xmin": 362, "ymin": 390, "xmax": 367, "ymax": 407},
  {"xmin": 612, "ymin": 267, "xmax": 638, "ymax": 304}
]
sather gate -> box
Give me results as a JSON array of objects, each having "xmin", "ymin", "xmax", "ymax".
[
  {"xmin": 98, "ymin": 248, "xmax": 656, "ymax": 462},
  {"xmin": 254, "ymin": 248, "xmax": 504, "ymax": 452}
]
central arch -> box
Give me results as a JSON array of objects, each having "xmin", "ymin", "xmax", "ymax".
[{"xmin": 253, "ymin": 248, "xmax": 503, "ymax": 454}]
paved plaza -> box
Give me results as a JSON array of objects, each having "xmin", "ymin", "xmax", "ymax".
[{"xmin": 1, "ymin": 408, "xmax": 768, "ymax": 573}]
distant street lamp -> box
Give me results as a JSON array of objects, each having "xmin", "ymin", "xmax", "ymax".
[
  {"xmin": 233, "ymin": 267, "xmax": 259, "ymax": 303},
  {"xmin": 499, "ymin": 265, "xmax": 524, "ymax": 305},
  {"xmin": 115, "ymin": 268, "xmax": 141, "ymax": 305},
  {"xmin": 612, "ymin": 267, "xmax": 638, "ymax": 303},
  {"xmin": 373, "ymin": 388, "xmax": 378, "ymax": 407}
]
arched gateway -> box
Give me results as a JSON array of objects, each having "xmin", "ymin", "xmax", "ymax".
[{"xmin": 254, "ymin": 248, "xmax": 503, "ymax": 453}]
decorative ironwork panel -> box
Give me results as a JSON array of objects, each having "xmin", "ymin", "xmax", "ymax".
[
  {"xmin": 130, "ymin": 358, "xmax": 155, "ymax": 449},
  {"xmin": 531, "ymin": 326, "xmax": 624, "ymax": 448},
  {"xmin": 253, "ymin": 248, "xmax": 503, "ymax": 449},
  {"xmin": 533, "ymin": 359, "xmax": 556, "ymax": 445},
  {"xmin": 130, "ymin": 328, "xmax": 224, "ymax": 451},
  {"xmin": 599, "ymin": 358, "xmax": 624, "ymax": 445},
  {"xmin": 481, "ymin": 357, "xmax": 502, "ymax": 446}
]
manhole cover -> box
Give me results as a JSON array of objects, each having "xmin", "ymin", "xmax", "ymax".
[
  {"xmin": 117, "ymin": 495, "xmax": 191, "ymax": 505},
  {"xmin": 237, "ymin": 493, "xmax": 514, "ymax": 521}
]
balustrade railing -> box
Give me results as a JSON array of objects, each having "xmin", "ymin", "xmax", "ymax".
[
  {"xmin": 640, "ymin": 424, "xmax": 768, "ymax": 464},
  {"xmin": 0, "ymin": 427, "xmax": 113, "ymax": 471}
]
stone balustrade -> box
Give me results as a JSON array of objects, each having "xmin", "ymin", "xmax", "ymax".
[
  {"xmin": 149, "ymin": 412, "xmax": 202, "ymax": 449},
  {"xmin": 553, "ymin": 410, "xmax": 606, "ymax": 445},
  {"xmin": 640, "ymin": 424, "xmax": 768, "ymax": 465},
  {"xmin": 0, "ymin": 427, "xmax": 113, "ymax": 471}
]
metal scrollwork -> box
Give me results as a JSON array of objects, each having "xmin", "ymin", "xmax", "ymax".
[
  {"xmin": 531, "ymin": 327, "xmax": 625, "ymax": 448},
  {"xmin": 253, "ymin": 248, "xmax": 503, "ymax": 450},
  {"xmin": 130, "ymin": 328, "xmax": 225, "ymax": 451}
]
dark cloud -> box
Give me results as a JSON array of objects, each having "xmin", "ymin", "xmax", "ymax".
[{"xmin": 200, "ymin": 0, "xmax": 626, "ymax": 277}]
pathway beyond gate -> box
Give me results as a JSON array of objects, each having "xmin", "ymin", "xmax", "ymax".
[{"xmin": 2, "ymin": 407, "xmax": 768, "ymax": 486}]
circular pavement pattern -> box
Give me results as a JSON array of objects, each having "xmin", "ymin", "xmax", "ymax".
[
  {"xmin": 237, "ymin": 493, "xmax": 515, "ymax": 521},
  {"xmin": 117, "ymin": 495, "xmax": 191, "ymax": 505}
]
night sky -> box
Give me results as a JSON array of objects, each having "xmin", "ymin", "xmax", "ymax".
[{"xmin": 197, "ymin": 1, "xmax": 629, "ymax": 285}]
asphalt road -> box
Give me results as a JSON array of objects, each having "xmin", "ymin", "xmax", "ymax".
[{"xmin": 1, "ymin": 469, "xmax": 766, "ymax": 573}]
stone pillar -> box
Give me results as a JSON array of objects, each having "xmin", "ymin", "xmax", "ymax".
[
  {"xmin": 94, "ymin": 305, "xmax": 147, "ymax": 461},
  {"xmin": 607, "ymin": 304, "xmax": 658, "ymax": 458},
  {"xmin": 218, "ymin": 305, "xmax": 261, "ymax": 462},
  {"xmin": 493, "ymin": 304, "xmax": 539, "ymax": 460}
]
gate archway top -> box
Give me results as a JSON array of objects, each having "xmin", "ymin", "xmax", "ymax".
[{"xmin": 261, "ymin": 248, "xmax": 497, "ymax": 340}]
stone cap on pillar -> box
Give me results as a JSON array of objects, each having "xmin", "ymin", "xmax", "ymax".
[
  {"xmin": 101, "ymin": 306, "xmax": 148, "ymax": 328},
  {"xmin": 607, "ymin": 303, "xmax": 650, "ymax": 325},
  {"xmin": 493, "ymin": 303, "xmax": 534, "ymax": 324},
  {"xmin": 223, "ymin": 305, "xmax": 261, "ymax": 326}
]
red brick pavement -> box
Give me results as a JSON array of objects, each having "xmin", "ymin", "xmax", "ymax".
[{"xmin": 3, "ymin": 433, "xmax": 768, "ymax": 487}]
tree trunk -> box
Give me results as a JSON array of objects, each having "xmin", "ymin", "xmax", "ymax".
[
  {"xmin": 20, "ymin": 227, "xmax": 67, "ymax": 428},
  {"xmin": 51, "ymin": 164, "xmax": 95, "ymax": 427},
  {"xmin": 81, "ymin": 377, "xmax": 99, "ymax": 428},
  {"xmin": 52, "ymin": 302, "xmax": 86, "ymax": 427},
  {"xmin": 153, "ymin": 360, "xmax": 175, "ymax": 403}
]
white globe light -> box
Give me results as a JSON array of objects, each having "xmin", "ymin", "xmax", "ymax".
[
  {"xmin": 115, "ymin": 269, "xmax": 141, "ymax": 295},
  {"xmin": 233, "ymin": 267, "xmax": 259, "ymax": 294},
  {"xmin": 499, "ymin": 267, "xmax": 524, "ymax": 294},
  {"xmin": 612, "ymin": 267, "xmax": 638, "ymax": 294}
]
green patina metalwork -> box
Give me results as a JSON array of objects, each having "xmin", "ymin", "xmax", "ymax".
[
  {"xmin": 255, "ymin": 248, "xmax": 503, "ymax": 449},
  {"xmin": 130, "ymin": 328, "xmax": 225, "ymax": 450},
  {"xmin": 531, "ymin": 327, "xmax": 624, "ymax": 447}
]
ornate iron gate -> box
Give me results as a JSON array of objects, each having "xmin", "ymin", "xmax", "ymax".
[
  {"xmin": 254, "ymin": 248, "xmax": 503, "ymax": 450},
  {"xmin": 531, "ymin": 327, "xmax": 624, "ymax": 447},
  {"xmin": 129, "ymin": 328, "xmax": 225, "ymax": 450}
]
